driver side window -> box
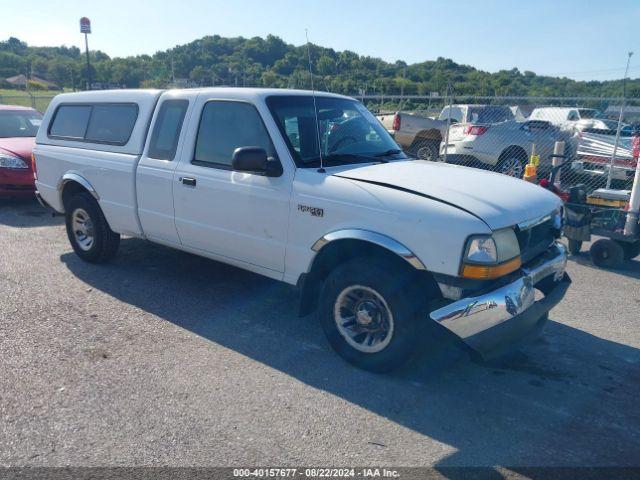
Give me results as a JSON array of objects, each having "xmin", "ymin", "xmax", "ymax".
[{"xmin": 193, "ymin": 101, "xmax": 274, "ymax": 168}]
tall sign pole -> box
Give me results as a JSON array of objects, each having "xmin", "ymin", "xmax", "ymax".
[{"xmin": 80, "ymin": 17, "xmax": 92, "ymax": 90}]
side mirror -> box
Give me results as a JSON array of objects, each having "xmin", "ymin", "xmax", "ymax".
[{"xmin": 231, "ymin": 147, "xmax": 282, "ymax": 177}]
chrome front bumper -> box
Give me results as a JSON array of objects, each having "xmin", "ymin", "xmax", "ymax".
[{"xmin": 429, "ymin": 242, "xmax": 570, "ymax": 357}]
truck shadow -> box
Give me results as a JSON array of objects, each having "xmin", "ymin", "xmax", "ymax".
[
  {"xmin": 567, "ymin": 252, "xmax": 640, "ymax": 280},
  {"xmin": 0, "ymin": 197, "xmax": 62, "ymax": 228},
  {"xmin": 61, "ymin": 238, "xmax": 640, "ymax": 472}
]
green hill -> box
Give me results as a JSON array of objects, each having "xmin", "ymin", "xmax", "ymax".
[{"xmin": 1, "ymin": 35, "xmax": 638, "ymax": 100}]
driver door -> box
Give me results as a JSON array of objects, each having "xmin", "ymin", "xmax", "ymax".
[{"xmin": 172, "ymin": 97, "xmax": 292, "ymax": 276}]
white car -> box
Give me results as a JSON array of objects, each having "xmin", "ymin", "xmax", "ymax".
[
  {"xmin": 529, "ymin": 107, "xmax": 602, "ymax": 132},
  {"xmin": 33, "ymin": 88, "xmax": 570, "ymax": 372}
]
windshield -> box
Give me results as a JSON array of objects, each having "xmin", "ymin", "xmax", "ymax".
[
  {"xmin": 467, "ymin": 106, "xmax": 514, "ymax": 124},
  {"xmin": 0, "ymin": 110, "xmax": 42, "ymax": 138},
  {"xmin": 266, "ymin": 95, "xmax": 405, "ymax": 167}
]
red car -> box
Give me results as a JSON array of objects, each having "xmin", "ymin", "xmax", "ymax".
[{"xmin": 0, "ymin": 105, "xmax": 43, "ymax": 197}]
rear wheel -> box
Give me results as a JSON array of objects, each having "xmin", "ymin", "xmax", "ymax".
[
  {"xmin": 590, "ymin": 239, "xmax": 624, "ymax": 269},
  {"xmin": 411, "ymin": 139, "xmax": 439, "ymax": 161},
  {"xmin": 496, "ymin": 149, "xmax": 527, "ymax": 178},
  {"xmin": 65, "ymin": 192, "xmax": 120, "ymax": 263},
  {"xmin": 319, "ymin": 258, "xmax": 427, "ymax": 372}
]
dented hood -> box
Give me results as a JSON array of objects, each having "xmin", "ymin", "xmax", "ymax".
[{"xmin": 334, "ymin": 160, "xmax": 562, "ymax": 230}]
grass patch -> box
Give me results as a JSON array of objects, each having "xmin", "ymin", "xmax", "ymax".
[{"xmin": 0, "ymin": 89, "xmax": 63, "ymax": 112}]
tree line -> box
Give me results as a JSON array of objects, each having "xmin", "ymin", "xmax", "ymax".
[{"xmin": 1, "ymin": 35, "xmax": 638, "ymax": 100}]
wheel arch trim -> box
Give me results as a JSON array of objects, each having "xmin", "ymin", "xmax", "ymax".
[
  {"xmin": 412, "ymin": 128, "xmax": 443, "ymax": 143},
  {"xmin": 499, "ymin": 145, "xmax": 528, "ymax": 160},
  {"xmin": 311, "ymin": 229, "xmax": 427, "ymax": 270},
  {"xmin": 58, "ymin": 172, "xmax": 100, "ymax": 201}
]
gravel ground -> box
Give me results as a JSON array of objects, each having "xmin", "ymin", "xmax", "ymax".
[{"xmin": 1, "ymin": 197, "xmax": 639, "ymax": 469}]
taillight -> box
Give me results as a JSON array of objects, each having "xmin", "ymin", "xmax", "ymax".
[
  {"xmin": 392, "ymin": 113, "xmax": 401, "ymax": 131},
  {"xmin": 464, "ymin": 125, "xmax": 488, "ymax": 136},
  {"xmin": 31, "ymin": 152, "xmax": 38, "ymax": 179}
]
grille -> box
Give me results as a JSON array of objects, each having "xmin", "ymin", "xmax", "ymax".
[{"xmin": 516, "ymin": 216, "xmax": 557, "ymax": 264}]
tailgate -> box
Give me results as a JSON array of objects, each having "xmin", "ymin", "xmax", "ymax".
[{"xmin": 446, "ymin": 123, "xmax": 467, "ymax": 142}]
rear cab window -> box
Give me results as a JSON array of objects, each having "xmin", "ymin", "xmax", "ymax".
[
  {"xmin": 49, "ymin": 105, "xmax": 91, "ymax": 139},
  {"xmin": 48, "ymin": 103, "xmax": 138, "ymax": 145},
  {"xmin": 147, "ymin": 100, "xmax": 189, "ymax": 160},
  {"xmin": 467, "ymin": 106, "xmax": 513, "ymax": 124}
]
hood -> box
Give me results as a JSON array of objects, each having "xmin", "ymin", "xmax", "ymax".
[
  {"xmin": 333, "ymin": 160, "xmax": 561, "ymax": 230},
  {"xmin": 0, "ymin": 137, "xmax": 35, "ymax": 160}
]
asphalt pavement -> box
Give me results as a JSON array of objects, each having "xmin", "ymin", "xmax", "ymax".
[{"xmin": 1, "ymin": 197, "xmax": 639, "ymax": 470}]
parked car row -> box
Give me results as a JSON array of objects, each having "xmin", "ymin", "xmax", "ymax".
[
  {"xmin": 377, "ymin": 104, "xmax": 574, "ymax": 177},
  {"xmin": 377, "ymin": 104, "xmax": 638, "ymax": 182}
]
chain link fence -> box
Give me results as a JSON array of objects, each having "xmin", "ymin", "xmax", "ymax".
[
  {"xmin": 1, "ymin": 90, "xmax": 638, "ymax": 196},
  {"xmin": 0, "ymin": 93, "xmax": 57, "ymax": 113},
  {"xmin": 364, "ymin": 95, "xmax": 640, "ymax": 195}
]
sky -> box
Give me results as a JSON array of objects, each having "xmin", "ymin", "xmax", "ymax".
[{"xmin": 4, "ymin": 0, "xmax": 639, "ymax": 81}]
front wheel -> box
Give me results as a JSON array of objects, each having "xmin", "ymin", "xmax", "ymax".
[
  {"xmin": 318, "ymin": 258, "xmax": 426, "ymax": 372},
  {"xmin": 65, "ymin": 192, "xmax": 120, "ymax": 263}
]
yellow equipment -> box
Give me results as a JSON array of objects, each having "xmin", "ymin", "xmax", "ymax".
[{"xmin": 523, "ymin": 163, "xmax": 537, "ymax": 183}]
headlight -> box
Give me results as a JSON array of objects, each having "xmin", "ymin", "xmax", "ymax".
[
  {"xmin": 465, "ymin": 235, "xmax": 498, "ymax": 263},
  {"xmin": 0, "ymin": 153, "xmax": 28, "ymax": 169},
  {"xmin": 553, "ymin": 208, "xmax": 563, "ymax": 231},
  {"xmin": 461, "ymin": 229, "xmax": 521, "ymax": 279}
]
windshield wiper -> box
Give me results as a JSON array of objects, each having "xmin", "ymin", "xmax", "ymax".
[
  {"xmin": 303, "ymin": 153, "xmax": 389, "ymax": 166},
  {"xmin": 373, "ymin": 149, "xmax": 403, "ymax": 157}
]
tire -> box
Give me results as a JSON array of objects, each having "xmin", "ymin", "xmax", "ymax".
[
  {"xmin": 318, "ymin": 258, "xmax": 428, "ymax": 372},
  {"xmin": 618, "ymin": 240, "xmax": 640, "ymax": 260},
  {"xmin": 567, "ymin": 239, "xmax": 583, "ymax": 255},
  {"xmin": 65, "ymin": 192, "xmax": 120, "ymax": 263},
  {"xmin": 411, "ymin": 139, "xmax": 439, "ymax": 161},
  {"xmin": 589, "ymin": 239, "xmax": 624, "ymax": 269},
  {"xmin": 495, "ymin": 149, "xmax": 527, "ymax": 178}
]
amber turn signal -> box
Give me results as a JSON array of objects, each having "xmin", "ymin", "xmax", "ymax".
[{"xmin": 461, "ymin": 256, "xmax": 522, "ymax": 280}]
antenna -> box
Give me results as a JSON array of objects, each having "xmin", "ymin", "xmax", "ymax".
[{"xmin": 305, "ymin": 29, "xmax": 325, "ymax": 173}]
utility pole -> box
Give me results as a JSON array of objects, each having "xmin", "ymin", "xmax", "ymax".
[
  {"xmin": 79, "ymin": 17, "xmax": 92, "ymax": 90},
  {"xmin": 170, "ymin": 55, "xmax": 176, "ymax": 85},
  {"xmin": 607, "ymin": 51, "xmax": 633, "ymax": 188},
  {"xmin": 443, "ymin": 80, "xmax": 453, "ymax": 164}
]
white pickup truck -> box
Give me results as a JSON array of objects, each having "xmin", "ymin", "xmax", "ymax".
[{"xmin": 34, "ymin": 88, "xmax": 570, "ymax": 372}]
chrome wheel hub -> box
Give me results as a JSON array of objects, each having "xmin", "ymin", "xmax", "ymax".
[
  {"xmin": 417, "ymin": 146, "xmax": 433, "ymax": 161},
  {"xmin": 334, "ymin": 285, "xmax": 394, "ymax": 353},
  {"xmin": 72, "ymin": 208, "xmax": 95, "ymax": 251},
  {"xmin": 499, "ymin": 158, "xmax": 523, "ymax": 178}
]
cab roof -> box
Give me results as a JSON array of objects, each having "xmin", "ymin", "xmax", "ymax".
[{"xmin": 48, "ymin": 87, "xmax": 354, "ymax": 104}]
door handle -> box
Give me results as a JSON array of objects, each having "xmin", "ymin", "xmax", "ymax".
[{"xmin": 180, "ymin": 177, "xmax": 196, "ymax": 187}]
